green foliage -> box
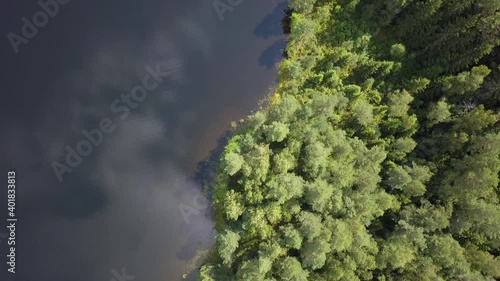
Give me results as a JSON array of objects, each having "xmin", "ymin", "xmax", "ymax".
[
  {"xmin": 266, "ymin": 173, "xmax": 305, "ymax": 204},
  {"xmin": 386, "ymin": 165, "xmax": 412, "ymax": 190},
  {"xmin": 387, "ymin": 90, "xmax": 413, "ymax": 117},
  {"xmin": 263, "ymin": 121, "xmax": 290, "ymax": 142},
  {"xmin": 389, "ymin": 43, "xmax": 406, "ymax": 60},
  {"xmin": 378, "ymin": 239, "xmax": 416, "ymax": 269},
  {"xmin": 272, "ymin": 147, "xmax": 296, "ymax": 174},
  {"xmin": 278, "ymin": 257, "xmax": 309, "ymax": 281},
  {"xmin": 465, "ymin": 245, "xmax": 500, "ymax": 278},
  {"xmin": 303, "ymin": 140, "xmax": 331, "ymax": 178},
  {"xmin": 217, "ymin": 230, "xmax": 240, "ymax": 265},
  {"xmin": 352, "ymin": 100, "xmax": 374, "ymax": 126},
  {"xmin": 405, "ymin": 77, "xmax": 430, "ymax": 94},
  {"xmin": 400, "ymin": 201, "xmax": 451, "ymax": 232},
  {"xmin": 223, "ymin": 190, "xmax": 244, "ymax": 221},
  {"xmin": 298, "ymin": 211, "xmax": 323, "ymax": 241},
  {"xmin": 235, "ymin": 258, "xmax": 272, "ymax": 280},
  {"xmin": 388, "ymin": 137, "xmax": 416, "ymax": 160},
  {"xmin": 198, "ymin": 265, "xmax": 218, "ymax": 281},
  {"xmin": 452, "ymin": 105, "xmax": 497, "ymax": 134},
  {"xmin": 289, "ymin": 0, "xmax": 316, "ymax": 13},
  {"xmin": 427, "ymin": 99, "xmax": 452, "ymax": 127},
  {"xmin": 279, "ymin": 59, "xmax": 303, "ymax": 81},
  {"xmin": 200, "ymin": 0, "xmax": 500, "ymax": 279},
  {"xmin": 300, "ymin": 237, "xmax": 331, "ymax": 269},
  {"xmin": 402, "ymin": 163, "xmax": 433, "ymax": 197},
  {"xmin": 305, "ymin": 179, "xmax": 334, "ymax": 212},
  {"xmin": 440, "ymin": 66, "xmax": 491, "ymax": 96},
  {"xmin": 280, "ymin": 224, "xmax": 303, "ymax": 249},
  {"xmin": 223, "ymin": 152, "xmax": 244, "ymax": 176}
]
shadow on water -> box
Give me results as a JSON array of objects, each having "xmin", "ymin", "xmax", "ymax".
[
  {"xmin": 175, "ymin": 130, "xmax": 233, "ymax": 280},
  {"xmin": 259, "ymin": 38, "xmax": 287, "ymax": 69},
  {"xmin": 253, "ymin": 1, "xmax": 288, "ymax": 39},
  {"xmin": 254, "ymin": 0, "xmax": 288, "ymax": 70},
  {"xmin": 193, "ymin": 130, "xmax": 233, "ymax": 193}
]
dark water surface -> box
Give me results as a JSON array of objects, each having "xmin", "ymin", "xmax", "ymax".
[{"xmin": 0, "ymin": 0, "xmax": 285, "ymax": 280}]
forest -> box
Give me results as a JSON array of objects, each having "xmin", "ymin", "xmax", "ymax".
[{"xmin": 199, "ymin": 0, "xmax": 500, "ymax": 280}]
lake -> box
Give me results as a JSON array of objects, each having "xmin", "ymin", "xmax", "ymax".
[{"xmin": 0, "ymin": 0, "xmax": 286, "ymax": 280}]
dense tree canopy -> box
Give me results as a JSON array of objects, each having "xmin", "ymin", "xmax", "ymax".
[{"xmin": 200, "ymin": 0, "xmax": 500, "ymax": 280}]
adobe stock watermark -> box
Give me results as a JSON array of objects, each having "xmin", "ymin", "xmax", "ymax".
[
  {"xmin": 51, "ymin": 64, "xmax": 174, "ymax": 183},
  {"xmin": 110, "ymin": 267, "xmax": 135, "ymax": 281},
  {"xmin": 7, "ymin": 0, "xmax": 72, "ymax": 54},
  {"xmin": 179, "ymin": 190, "xmax": 209, "ymax": 225},
  {"xmin": 213, "ymin": 0, "xmax": 244, "ymax": 21}
]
